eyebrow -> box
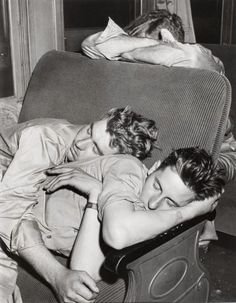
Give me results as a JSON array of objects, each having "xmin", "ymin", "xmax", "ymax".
[{"xmin": 155, "ymin": 177, "xmax": 162, "ymax": 192}]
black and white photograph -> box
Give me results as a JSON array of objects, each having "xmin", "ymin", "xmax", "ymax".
[{"xmin": 0, "ymin": 0, "xmax": 236, "ymax": 302}]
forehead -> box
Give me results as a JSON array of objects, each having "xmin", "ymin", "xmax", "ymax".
[
  {"xmin": 154, "ymin": 166, "xmax": 195, "ymax": 206},
  {"xmin": 92, "ymin": 119, "xmax": 108, "ymax": 132}
]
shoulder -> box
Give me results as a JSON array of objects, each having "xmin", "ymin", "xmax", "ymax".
[
  {"xmin": 100, "ymin": 154, "xmax": 147, "ymax": 177},
  {"xmin": 19, "ymin": 118, "xmax": 73, "ymax": 141},
  {"xmin": 101, "ymin": 153, "xmax": 144, "ymax": 166},
  {"xmin": 19, "ymin": 118, "xmax": 70, "ymax": 129}
]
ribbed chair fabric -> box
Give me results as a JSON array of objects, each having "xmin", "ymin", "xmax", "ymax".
[{"xmin": 19, "ymin": 51, "xmax": 231, "ymax": 167}]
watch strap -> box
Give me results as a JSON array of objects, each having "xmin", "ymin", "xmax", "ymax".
[{"xmin": 86, "ymin": 202, "xmax": 98, "ymax": 211}]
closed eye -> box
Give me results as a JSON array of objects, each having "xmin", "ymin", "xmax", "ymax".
[
  {"xmin": 87, "ymin": 124, "xmax": 92, "ymax": 136},
  {"xmin": 166, "ymin": 198, "xmax": 180, "ymax": 208},
  {"xmin": 153, "ymin": 177, "xmax": 161, "ymax": 191},
  {"xmin": 93, "ymin": 143, "xmax": 103, "ymax": 156}
]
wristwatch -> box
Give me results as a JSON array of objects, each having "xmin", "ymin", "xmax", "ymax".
[{"xmin": 86, "ymin": 202, "xmax": 98, "ymax": 211}]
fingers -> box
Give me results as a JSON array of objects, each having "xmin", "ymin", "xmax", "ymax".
[
  {"xmin": 47, "ymin": 166, "xmax": 74, "ymax": 175},
  {"xmin": 69, "ymin": 272, "xmax": 99, "ymax": 303},
  {"xmin": 64, "ymin": 291, "xmax": 96, "ymax": 303},
  {"xmin": 79, "ymin": 271, "xmax": 99, "ymax": 294},
  {"xmin": 70, "ymin": 286, "xmax": 97, "ymax": 303},
  {"xmin": 44, "ymin": 173, "xmax": 74, "ymax": 192},
  {"xmin": 47, "ymin": 162, "xmax": 86, "ymax": 175},
  {"xmin": 58, "ymin": 271, "xmax": 99, "ymax": 303}
]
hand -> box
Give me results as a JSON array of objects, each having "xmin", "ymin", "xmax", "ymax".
[
  {"xmin": 54, "ymin": 268, "xmax": 99, "ymax": 303},
  {"xmin": 220, "ymin": 140, "xmax": 236, "ymax": 152},
  {"xmin": 160, "ymin": 29, "xmax": 176, "ymax": 43},
  {"xmin": 185, "ymin": 193, "xmax": 222, "ymax": 218},
  {"xmin": 44, "ymin": 165, "xmax": 102, "ymax": 202}
]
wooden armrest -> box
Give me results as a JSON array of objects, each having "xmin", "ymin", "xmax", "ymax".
[
  {"xmin": 104, "ymin": 212, "xmax": 214, "ymax": 274},
  {"xmin": 103, "ymin": 213, "xmax": 213, "ymax": 303}
]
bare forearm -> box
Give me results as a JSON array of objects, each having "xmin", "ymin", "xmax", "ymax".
[
  {"xmin": 19, "ymin": 245, "xmax": 99, "ymax": 302},
  {"xmin": 13, "ymin": 219, "xmax": 59, "ymax": 283},
  {"xmin": 19, "ymin": 245, "xmax": 66, "ymax": 286},
  {"xmin": 103, "ymin": 204, "xmax": 198, "ymax": 250},
  {"xmin": 70, "ymin": 208, "xmax": 105, "ymax": 281}
]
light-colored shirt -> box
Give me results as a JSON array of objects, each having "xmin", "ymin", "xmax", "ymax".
[
  {"xmin": 0, "ymin": 118, "xmax": 79, "ymax": 249},
  {"xmin": 12, "ymin": 155, "xmax": 148, "ymax": 256},
  {"xmin": 82, "ymin": 17, "xmax": 127, "ymax": 60},
  {"xmin": 81, "ymin": 17, "xmax": 224, "ymax": 73}
]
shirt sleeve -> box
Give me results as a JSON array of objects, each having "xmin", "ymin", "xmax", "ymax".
[
  {"xmin": 82, "ymin": 17, "xmax": 127, "ymax": 60},
  {"xmin": 0, "ymin": 126, "xmax": 66, "ymax": 250},
  {"xmin": 98, "ymin": 157, "xmax": 147, "ymax": 221},
  {"xmin": 11, "ymin": 219, "xmax": 45, "ymax": 252}
]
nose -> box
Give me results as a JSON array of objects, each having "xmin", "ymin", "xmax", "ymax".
[
  {"xmin": 148, "ymin": 195, "xmax": 162, "ymax": 210},
  {"xmin": 76, "ymin": 137, "xmax": 93, "ymax": 150}
]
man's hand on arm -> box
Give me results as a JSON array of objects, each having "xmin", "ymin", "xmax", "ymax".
[
  {"xmin": 19, "ymin": 245, "xmax": 99, "ymax": 303},
  {"xmin": 45, "ymin": 164, "xmax": 102, "ymax": 202},
  {"xmin": 45, "ymin": 164, "xmax": 104, "ymax": 281},
  {"xmin": 182, "ymin": 193, "xmax": 222, "ymax": 219},
  {"xmin": 15, "ymin": 219, "xmax": 99, "ymax": 302}
]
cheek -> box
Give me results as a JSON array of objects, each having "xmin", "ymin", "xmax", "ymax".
[
  {"xmin": 102, "ymin": 141, "xmax": 118, "ymax": 155},
  {"xmin": 157, "ymin": 200, "xmax": 173, "ymax": 210}
]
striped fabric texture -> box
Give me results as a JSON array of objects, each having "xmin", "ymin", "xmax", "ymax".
[{"xmin": 20, "ymin": 51, "xmax": 231, "ymax": 168}]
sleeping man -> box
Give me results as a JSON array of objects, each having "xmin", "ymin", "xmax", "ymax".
[
  {"xmin": 81, "ymin": 10, "xmax": 224, "ymax": 73},
  {"xmin": 0, "ymin": 106, "xmax": 158, "ymax": 303},
  {"xmin": 16, "ymin": 147, "xmax": 225, "ymax": 302}
]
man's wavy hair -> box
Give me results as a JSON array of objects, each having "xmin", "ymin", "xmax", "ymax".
[
  {"xmin": 159, "ymin": 147, "xmax": 225, "ymax": 200},
  {"xmin": 104, "ymin": 107, "xmax": 158, "ymax": 161},
  {"xmin": 124, "ymin": 9, "xmax": 184, "ymax": 43}
]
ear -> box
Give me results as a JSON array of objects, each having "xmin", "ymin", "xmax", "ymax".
[{"xmin": 148, "ymin": 160, "xmax": 161, "ymax": 175}]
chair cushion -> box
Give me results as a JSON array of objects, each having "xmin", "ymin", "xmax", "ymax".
[{"xmin": 19, "ymin": 50, "xmax": 231, "ymax": 168}]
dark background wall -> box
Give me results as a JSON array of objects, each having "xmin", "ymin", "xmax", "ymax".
[
  {"xmin": 63, "ymin": 0, "xmax": 133, "ymax": 28},
  {"xmin": 191, "ymin": 0, "xmax": 223, "ymax": 44}
]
